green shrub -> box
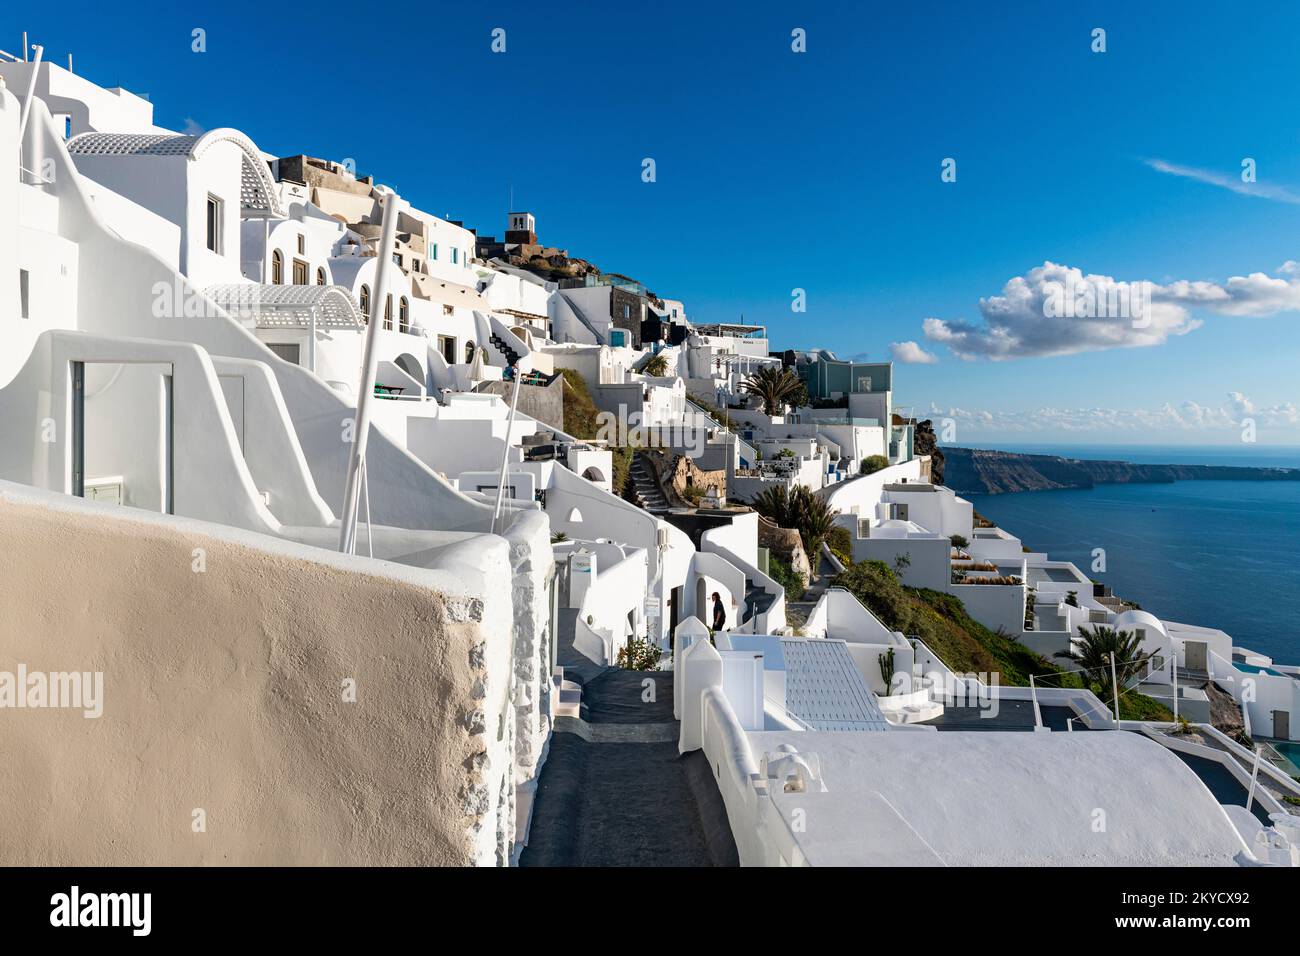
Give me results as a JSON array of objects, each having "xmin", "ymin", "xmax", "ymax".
[
  {"xmin": 768, "ymin": 554, "xmax": 807, "ymax": 603},
  {"xmin": 558, "ymin": 367, "xmax": 600, "ymax": 440},
  {"xmin": 831, "ymin": 561, "xmax": 1082, "ymax": 690},
  {"xmin": 860, "ymin": 454, "xmax": 888, "ymax": 475},
  {"xmin": 611, "ymin": 445, "xmax": 634, "ymax": 498},
  {"xmin": 617, "ymin": 635, "xmax": 663, "ymax": 671}
]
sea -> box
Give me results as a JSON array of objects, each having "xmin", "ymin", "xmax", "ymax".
[{"xmin": 955, "ymin": 444, "xmax": 1300, "ymax": 663}]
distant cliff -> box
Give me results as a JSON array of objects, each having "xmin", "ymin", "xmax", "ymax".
[{"xmin": 941, "ymin": 446, "xmax": 1300, "ymax": 495}]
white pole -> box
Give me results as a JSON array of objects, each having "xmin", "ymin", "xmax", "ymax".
[
  {"xmin": 17, "ymin": 44, "xmax": 43, "ymax": 165},
  {"xmin": 339, "ymin": 190, "xmax": 402, "ymax": 554},
  {"xmin": 491, "ymin": 363, "xmax": 523, "ymax": 535},
  {"xmin": 362, "ymin": 459, "xmax": 373, "ymax": 559},
  {"xmin": 1172, "ymin": 654, "xmax": 1179, "ymax": 723},
  {"xmin": 1029, "ymin": 674, "xmax": 1043, "ymax": 730},
  {"xmin": 23, "ymin": 32, "xmax": 28, "ymax": 61},
  {"xmin": 1108, "ymin": 653, "xmax": 1121, "ymax": 727},
  {"xmin": 1246, "ymin": 746, "xmax": 1263, "ymax": 813}
]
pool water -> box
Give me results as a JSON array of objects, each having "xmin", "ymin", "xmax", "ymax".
[
  {"xmin": 1235, "ymin": 662, "xmax": 1286, "ymax": 677},
  {"xmin": 1271, "ymin": 740, "xmax": 1300, "ymax": 775}
]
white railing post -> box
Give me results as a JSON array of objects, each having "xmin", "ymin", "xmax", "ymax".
[
  {"xmin": 1107, "ymin": 652, "xmax": 1120, "ymax": 726},
  {"xmin": 338, "ymin": 190, "xmax": 402, "ymax": 554},
  {"xmin": 1172, "ymin": 656, "xmax": 1179, "ymax": 723},
  {"xmin": 1030, "ymin": 674, "xmax": 1043, "ymax": 730},
  {"xmin": 1246, "ymin": 746, "xmax": 1263, "ymax": 814},
  {"xmin": 16, "ymin": 44, "xmax": 43, "ymax": 175},
  {"xmin": 491, "ymin": 361, "xmax": 525, "ymax": 535}
]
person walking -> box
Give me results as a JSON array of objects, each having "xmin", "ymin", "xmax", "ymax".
[{"xmin": 711, "ymin": 591, "xmax": 727, "ymax": 633}]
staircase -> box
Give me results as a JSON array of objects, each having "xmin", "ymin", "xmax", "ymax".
[
  {"xmin": 489, "ymin": 331, "xmax": 522, "ymax": 369},
  {"xmin": 742, "ymin": 577, "xmax": 776, "ymax": 626},
  {"xmin": 629, "ymin": 453, "xmax": 671, "ymax": 513}
]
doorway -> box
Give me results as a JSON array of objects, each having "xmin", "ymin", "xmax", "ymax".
[{"xmin": 72, "ymin": 360, "xmax": 174, "ymax": 514}]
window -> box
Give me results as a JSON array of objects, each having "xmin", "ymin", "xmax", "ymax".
[
  {"xmin": 292, "ymin": 258, "xmax": 309, "ymax": 285},
  {"xmin": 270, "ymin": 249, "xmax": 283, "ymax": 285},
  {"xmin": 431, "ymin": 243, "xmax": 438, "ymax": 260},
  {"xmin": 359, "ymin": 284, "xmax": 371, "ymax": 322},
  {"xmin": 412, "ymin": 258, "xmax": 421, "ymax": 272},
  {"xmin": 622, "ymin": 304, "xmax": 631, "ymax": 319},
  {"xmin": 384, "ymin": 295, "xmax": 393, "ymax": 330},
  {"xmin": 316, "ymin": 267, "xmax": 327, "ymax": 286},
  {"xmin": 393, "ymin": 253, "xmax": 402, "ymax": 267},
  {"xmin": 399, "ymin": 297, "xmax": 409, "ymax": 333},
  {"xmin": 206, "ymin": 195, "xmax": 223, "ymax": 254},
  {"xmin": 438, "ymin": 335, "xmax": 456, "ymax": 365},
  {"xmin": 267, "ymin": 343, "xmax": 300, "ymax": 365},
  {"xmin": 19, "ymin": 270, "xmax": 30, "ymax": 319},
  {"xmin": 442, "ymin": 304, "xmax": 454, "ymax": 316},
  {"xmin": 296, "ymin": 233, "xmax": 306, "ymax": 255},
  {"xmin": 451, "ymin": 248, "xmax": 458, "ymax": 265}
]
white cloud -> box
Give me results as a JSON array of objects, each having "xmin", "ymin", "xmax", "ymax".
[
  {"xmin": 922, "ymin": 260, "xmax": 1300, "ymax": 361},
  {"xmin": 889, "ymin": 340, "xmax": 938, "ymax": 364},
  {"xmin": 181, "ymin": 117, "xmax": 206, "ymax": 136},
  {"xmin": 1143, "ymin": 158, "xmax": 1300, "ymax": 205},
  {"xmin": 924, "ymin": 394, "xmax": 1298, "ymax": 434}
]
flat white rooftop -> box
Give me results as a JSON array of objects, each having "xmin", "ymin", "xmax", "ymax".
[{"xmin": 748, "ymin": 729, "xmax": 1251, "ymax": 866}]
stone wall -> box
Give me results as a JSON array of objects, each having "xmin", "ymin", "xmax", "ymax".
[
  {"xmin": 662, "ymin": 452, "xmax": 726, "ymax": 506},
  {"xmin": 0, "ymin": 485, "xmax": 515, "ymax": 866},
  {"xmin": 502, "ymin": 509, "xmax": 555, "ymax": 860},
  {"xmin": 757, "ymin": 515, "xmax": 811, "ymax": 582},
  {"xmin": 478, "ymin": 376, "xmax": 565, "ymax": 434}
]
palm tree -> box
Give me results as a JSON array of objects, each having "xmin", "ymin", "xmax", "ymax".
[
  {"xmin": 1055, "ymin": 625, "xmax": 1151, "ymax": 711},
  {"xmin": 751, "ymin": 484, "xmax": 838, "ymax": 579},
  {"xmin": 794, "ymin": 486, "xmax": 837, "ymax": 577},
  {"xmin": 642, "ymin": 353, "xmax": 669, "ymax": 377},
  {"xmin": 740, "ymin": 366, "xmax": 806, "ymax": 416}
]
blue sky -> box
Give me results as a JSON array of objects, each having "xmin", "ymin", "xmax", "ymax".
[{"xmin": 7, "ymin": 1, "xmax": 1300, "ymax": 443}]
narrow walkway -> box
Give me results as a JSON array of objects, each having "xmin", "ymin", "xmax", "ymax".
[
  {"xmin": 1172, "ymin": 752, "xmax": 1274, "ymax": 825},
  {"xmin": 786, "ymin": 550, "xmax": 838, "ymax": 628},
  {"xmin": 520, "ymin": 614, "xmax": 738, "ymax": 867}
]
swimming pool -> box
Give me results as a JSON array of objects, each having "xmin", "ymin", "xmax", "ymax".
[
  {"xmin": 1271, "ymin": 740, "xmax": 1300, "ymax": 775},
  {"xmin": 1235, "ymin": 662, "xmax": 1286, "ymax": 677}
]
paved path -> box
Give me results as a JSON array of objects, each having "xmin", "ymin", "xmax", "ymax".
[{"xmin": 520, "ymin": 615, "xmax": 738, "ymax": 867}]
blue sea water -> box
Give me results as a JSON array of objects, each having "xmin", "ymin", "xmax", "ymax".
[
  {"xmin": 965, "ymin": 467, "xmax": 1300, "ymax": 664},
  {"xmin": 959, "ymin": 442, "xmax": 1300, "ymax": 469}
]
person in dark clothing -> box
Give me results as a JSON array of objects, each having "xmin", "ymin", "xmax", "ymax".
[{"xmin": 711, "ymin": 591, "xmax": 727, "ymax": 632}]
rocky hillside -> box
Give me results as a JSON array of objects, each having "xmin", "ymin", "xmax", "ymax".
[{"xmin": 943, "ymin": 446, "xmax": 1300, "ymax": 495}]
